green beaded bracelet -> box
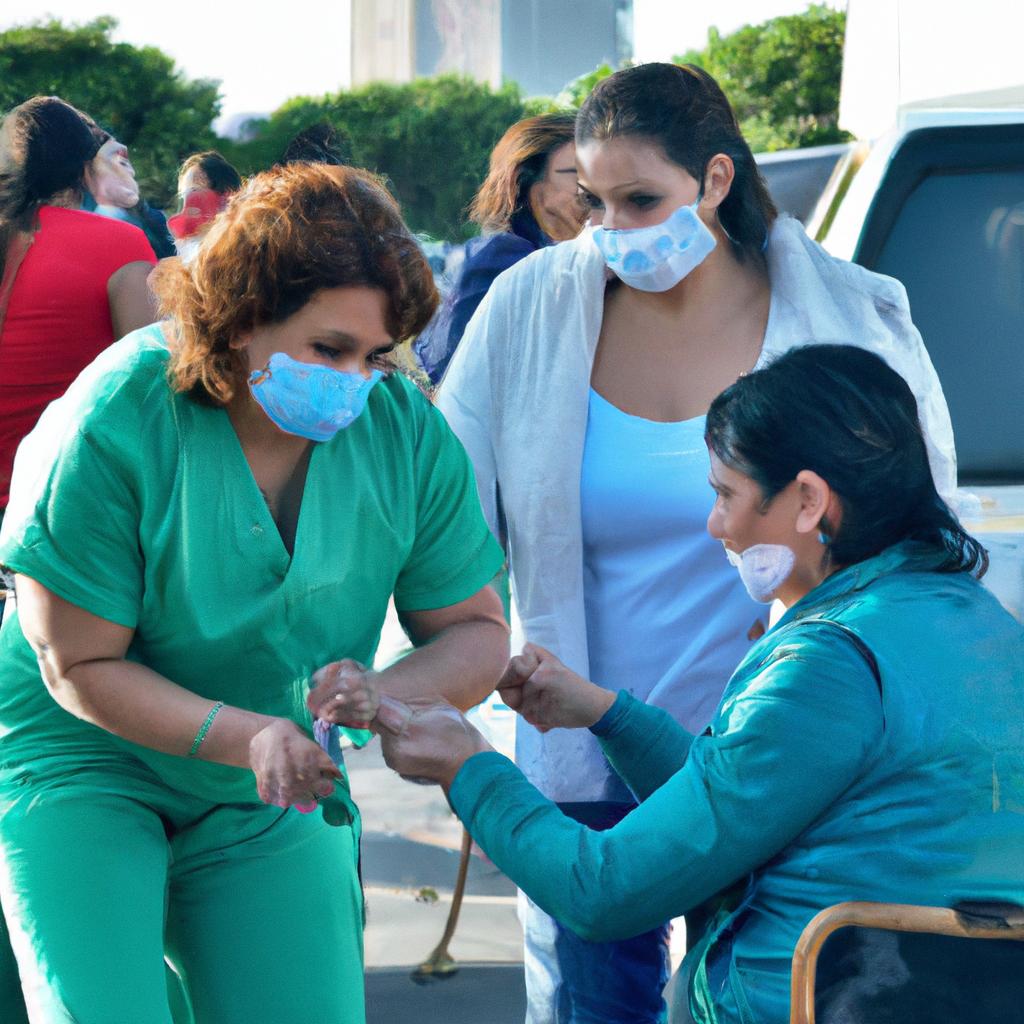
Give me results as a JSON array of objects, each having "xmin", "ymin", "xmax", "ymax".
[{"xmin": 188, "ymin": 701, "xmax": 224, "ymax": 758}]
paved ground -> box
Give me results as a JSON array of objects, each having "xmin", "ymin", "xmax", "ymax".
[
  {"xmin": 347, "ymin": 700, "xmax": 527, "ymax": 1020},
  {"xmin": 365, "ymin": 965, "xmax": 526, "ymax": 1023}
]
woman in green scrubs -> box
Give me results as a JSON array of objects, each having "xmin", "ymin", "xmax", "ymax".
[
  {"xmin": 0, "ymin": 163, "xmax": 508, "ymax": 1023},
  {"xmin": 377, "ymin": 345, "xmax": 1024, "ymax": 1024}
]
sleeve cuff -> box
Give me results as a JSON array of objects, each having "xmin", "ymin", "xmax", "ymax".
[{"xmin": 589, "ymin": 689, "xmax": 636, "ymax": 738}]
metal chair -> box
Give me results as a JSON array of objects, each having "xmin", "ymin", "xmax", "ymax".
[{"xmin": 790, "ymin": 900, "xmax": 1024, "ymax": 1024}]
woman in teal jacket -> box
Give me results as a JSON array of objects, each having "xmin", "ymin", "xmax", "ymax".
[{"xmin": 376, "ymin": 344, "xmax": 1024, "ymax": 1023}]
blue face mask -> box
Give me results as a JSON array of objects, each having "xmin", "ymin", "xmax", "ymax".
[
  {"xmin": 248, "ymin": 352, "xmax": 382, "ymax": 442},
  {"xmin": 592, "ymin": 198, "xmax": 717, "ymax": 292}
]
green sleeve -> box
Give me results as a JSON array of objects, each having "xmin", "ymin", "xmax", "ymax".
[
  {"xmin": 0, "ymin": 417, "xmax": 143, "ymax": 629},
  {"xmin": 393, "ymin": 399, "xmax": 504, "ymax": 612},
  {"xmin": 590, "ymin": 690, "xmax": 696, "ymax": 801},
  {"xmin": 449, "ymin": 631, "xmax": 882, "ymax": 942}
]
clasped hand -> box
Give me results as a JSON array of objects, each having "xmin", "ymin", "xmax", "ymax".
[
  {"xmin": 249, "ymin": 658, "xmax": 382, "ymax": 811},
  {"xmin": 251, "ymin": 646, "xmax": 617, "ymax": 804},
  {"xmin": 379, "ymin": 644, "xmax": 616, "ymax": 789},
  {"xmin": 496, "ymin": 643, "xmax": 615, "ymax": 732}
]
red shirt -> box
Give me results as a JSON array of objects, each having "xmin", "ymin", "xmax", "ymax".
[{"xmin": 0, "ymin": 206, "xmax": 156, "ymax": 508}]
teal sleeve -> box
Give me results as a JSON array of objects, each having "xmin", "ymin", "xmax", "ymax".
[
  {"xmin": 449, "ymin": 633, "xmax": 883, "ymax": 942},
  {"xmin": 0, "ymin": 428, "xmax": 143, "ymax": 629},
  {"xmin": 393, "ymin": 399, "xmax": 504, "ymax": 612},
  {"xmin": 591, "ymin": 690, "xmax": 696, "ymax": 801}
]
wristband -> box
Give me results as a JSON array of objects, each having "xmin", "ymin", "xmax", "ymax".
[{"xmin": 188, "ymin": 701, "xmax": 224, "ymax": 758}]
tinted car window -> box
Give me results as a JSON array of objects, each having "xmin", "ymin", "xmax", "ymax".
[{"xmin": 854, "ymin": 125, "xmax": 1024, "ymax": 483}]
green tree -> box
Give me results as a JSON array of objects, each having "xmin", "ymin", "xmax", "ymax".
[
  {"xmin": 0, "ymin": 17, "xmax": 221, "ymax": 206},
  {"xmin": 223, "ymin": 75, "xmax": 533, "ymax": 242},
  {"xmin": 677, "ymin": 4, "xmax": 850, "ymax": 152}
]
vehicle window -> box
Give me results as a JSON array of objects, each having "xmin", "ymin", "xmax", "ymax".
[{"xmin": 872, "ymin": 168, "xmax": 1024, "ymax": 482}]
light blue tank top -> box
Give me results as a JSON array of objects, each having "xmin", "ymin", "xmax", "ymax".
[{"xmin": 580, "ymin": 388, "xmax": 764, "ymax": 763}]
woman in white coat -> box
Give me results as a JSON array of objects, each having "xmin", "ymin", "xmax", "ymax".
[{"xmin": 436, "ymin": 62, "xmax": 956, "ymax": 1024}]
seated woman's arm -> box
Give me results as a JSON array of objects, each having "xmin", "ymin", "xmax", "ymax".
[
  {"xmin": 449, "ymin": 630, "xmax": 883, "ymax": 942},
  {"xmin": 497, "ymin": 645, "xmax": 697, "ymax": 801},
  {"xmin": 592, "ymin": 689, "xmax": 698, "ymax": 801}
]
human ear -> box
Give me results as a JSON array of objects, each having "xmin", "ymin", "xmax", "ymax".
[
  {"xmin": 794, "ymin": 470, "xmax": 833, "ymax": 536},
  {"xmin": 701, "ymin": 154, "xmax": 735, "ymax": 211}
]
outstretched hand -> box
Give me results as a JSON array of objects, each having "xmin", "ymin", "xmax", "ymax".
[
  {"xmin": 497, "ymin": 643, "xmax": 615, "ymax": 733},
  {"xmin": 377, "ymin": 696, "xmax": 493, "ymax": 790}
]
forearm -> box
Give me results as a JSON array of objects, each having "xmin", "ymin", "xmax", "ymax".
[
  {"xmin": 378, "ymin": 618, "xmax": 509, "ymax": 711},
  {"xmin": 593, "ymin": 691, "xmax": 696, "ymax": 801},
  {"xmin": 48, "ymin": 657, "xmax": 276, "ymax": 767},
  {"xmin": 449, "ymin": 752, "xmax": 737, "ymax": 941}
]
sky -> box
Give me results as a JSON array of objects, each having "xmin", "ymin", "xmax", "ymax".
[{"xmin": 5, "ymin": 1, "xmax": 841, "ymax": 130}]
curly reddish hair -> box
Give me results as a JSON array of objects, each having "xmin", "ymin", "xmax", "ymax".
[{"xmin": 154, "ymin": 162, "xmax": 438, "ymax": 405}]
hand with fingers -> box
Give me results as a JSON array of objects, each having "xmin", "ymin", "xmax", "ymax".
[
  {"xmin": 497, "ymin": 642, "xmax": 616, "ymax": 733},
  {"xmin": 248, "ymin": 718, "xmax": 343, "ymax": 813},
  {"xmin": 307, "ymin": 658, "xmax": 380, "ymax": 730},
  {"xmin": 376, "ymin": 695, "xmax": 493, "ymax": 790}
]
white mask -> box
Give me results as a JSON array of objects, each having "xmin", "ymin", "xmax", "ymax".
[
  {"xmin": 723, "ymin": 542, "xmax": 796, "ymax": 603},
  {"xmin": 592, "ymin": 198, "xmax": 717, "ymax": 292}
]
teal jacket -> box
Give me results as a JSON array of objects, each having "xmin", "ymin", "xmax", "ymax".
[{"xmin": 450, "ymin": 543, "xmax": 1024, "ymax": 1023}]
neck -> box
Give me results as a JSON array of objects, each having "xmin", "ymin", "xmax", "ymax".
[
  {"xmin": 46, "ymin": 189, "xmax": 81, "ymax": 211},
  {"xmin": 626, "ymin": 234, "xmax": 769, "ymax": 318},
  {"xmin": 776, "ymin": 557, "xmax": 841, "ymax": 609},
  {"xmin": 226, "ymin": 388, "xmax": 310, "ymax": 458}
]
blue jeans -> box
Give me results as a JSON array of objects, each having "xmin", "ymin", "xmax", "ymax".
[{"xmin": 522, "ymin": 802, "xmax": 671, "ymax": 1024}]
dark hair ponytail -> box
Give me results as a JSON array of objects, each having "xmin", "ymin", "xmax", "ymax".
[
  {"xmin": 705, "ymin": 345, "xmax": 987, "ymax": 576},
  {"xmin": 576, "ymin": 62, "xmax": 776, "ymax": 263}
]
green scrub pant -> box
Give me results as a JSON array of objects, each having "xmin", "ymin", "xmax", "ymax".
[{"xmin": 0, "ymin": 757, "xmax": 364, "ymax": 1024}]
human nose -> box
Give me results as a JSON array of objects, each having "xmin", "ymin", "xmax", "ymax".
[{"xmin": 706, "ymin": 504, "xmax": 724, "ymax": 540}]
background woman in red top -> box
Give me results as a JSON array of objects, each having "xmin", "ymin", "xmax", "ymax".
[{"xmin": 0, "ymin": 95, "xmax": 158, "ymax": 510}]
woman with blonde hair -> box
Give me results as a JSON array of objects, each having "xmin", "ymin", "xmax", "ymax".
[{"xmin": 0, "ymin": 162, "xmax": 507, "ymax": 1023}]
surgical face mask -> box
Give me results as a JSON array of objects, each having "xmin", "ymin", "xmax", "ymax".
[
  {"xmin": 592, "ymin": 198, "xmax": 717, "ymax": 292},
  {"xmin": 248, "ymin": 352, "xmax": 382, "ymax": 442},
  {"xmin": 723, "ymin": 542, "xmax": 796, "ymax": 603}
]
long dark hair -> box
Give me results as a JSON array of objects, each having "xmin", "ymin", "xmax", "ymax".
[
  {"xmin": 0, "ymin": 96, "xmax": 103, "ymax": 277},
  {"xmin": 705, "ymin": 345, "xmax": 987, "ymax": 576},
  {"xmin": 576, "ymin": 63, "xmax": 776, "ymax": 263}
]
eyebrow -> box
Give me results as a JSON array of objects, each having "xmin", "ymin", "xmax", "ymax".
[
  {"xmin": 707, "ymin": 473, "xmax": 732, "ymax": 494},
  {"xmin": 576, "ymin": 178, "xmax": 656, "ymax": 196},
  {"xmin": 553, "ymin": 167, "xmax": 577, "ymax": 175}
]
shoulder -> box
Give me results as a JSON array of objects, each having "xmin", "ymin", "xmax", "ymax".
[
  {"xmin": 40, "ymin": 206, "xmax": 156, "ymax": 265},
  {"xmin": 2, "ymin": 326, "xmax": 176, "ymax": 540},
  {"xmin": 485, "ymin": 229, "xmax": 602, "ymax": 300},
  {"xmin": 459, "ymin": 229, "xmax": 604, "ymax": 343},
  {"xmin": 370, "ymin": 370, "xmax": 435, "ymax": 434},
  {"xmin": 47, "ymin": 325, "xmax": 174, "ymax": 442},
  {"xmin": 767, "ymin": 215, "xmax": 911, "ymax": 317},
  {"xmin": 463, "ymin": 231, "xmax": 537, "ymax": 272}
]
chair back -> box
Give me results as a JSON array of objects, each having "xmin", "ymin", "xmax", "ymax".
[{"xmin": 790, "ymin": 901, "xmax": 1024, "ymax": 1024}]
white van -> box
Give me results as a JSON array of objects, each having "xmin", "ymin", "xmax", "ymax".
[{"xmin": 807, "ymin": 108, "xmax": 1024, "ymax": 619}]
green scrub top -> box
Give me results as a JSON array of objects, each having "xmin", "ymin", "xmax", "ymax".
[{"xmin": 0, "ymin": 324, "xmax": 504, "ymax": 805}]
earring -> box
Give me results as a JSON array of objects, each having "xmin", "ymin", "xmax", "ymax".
[{"xmin": 818, "ymin": 531, "xmax": 831, "ymax": 546}]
